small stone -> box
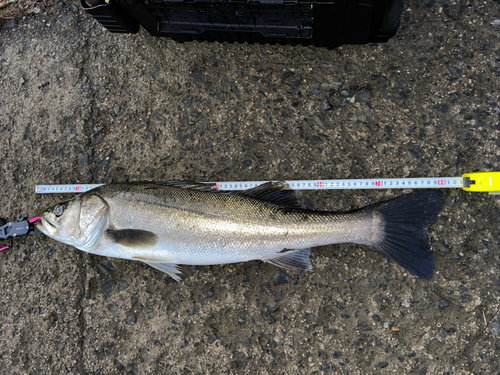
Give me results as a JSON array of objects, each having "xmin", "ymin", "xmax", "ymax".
[
  {"xmin": 2, "ymin": 20, "xmax": 16, "ymax": 30},
  {"xmin": 98, "ymin": 264, "xmax": 111, "ymax": 276},
  {"xmin": 460, "ymin": 294, "xmax": 472, "ymax": 303},
  {"xmin": 242, "ymin": 160, "xmax": 252, "ymax": 168},
  {"xmin": 273, "ymin": 270, "xmax": 291, "ymax": 286},
  {"xmin": 436, "ymin": 242, "xmax": 450, "ymax": 254},
  {"xmin": 456, "ymin": 130, "xmax": 471, "ymax": 142},
  {"xmin": 79, "ymin": 154, "xmax": 90, "ymax": 167},
  {"xmin": 438, "ymin": 298, "xmax": 450, "ymax": 309},
  {"xmin": 408, "ymin": 146, "xmax": 423, "ymax": 160},
  {"xmin": 262, "ymin": 282, "xmax": 271, "ymax": 293},
  {"xmin": 274, "ymin": 289, "xmax": 282, "ymax": 300},
  {"xmin": 358, "ymin": 273, "xmax": 384, "ymax": 294},
  {"xmin": 320, "ymin": 97, "xmax": 332, "ymax": 111},
  {"xmin": 479, "ymin": 353, "xmax": 492, "ymax": 364},
  {"xmin": 237, "ymin": 315, "xmax": 246, "ymax": 325},
  {"xmin": 127, "ymin": 315, "xmax": 137, "ymax": 325},
  {"xmin": 355, "ymin": 322, "xmax": 370, "ymax": 331},
  {"xmin": 371, "ymin": 314, "xmax": 381, "ymax": 322},
  {"xmin": 203, "ymin": 290, "xmax": 215, "ymax": 298},
  {"xmin": 84, "ymin": 170, "xmax": 93, "ymax": 183},
  {"xmin": 199, "ymin": 121, "xmax": 208, "ymax": 135},
  {"xmin": 117, "ymin": 279, "xmax": 129, "ymax": 292},
  {"xmin": 340, "ymin": 88, "xmax": 351, "ymax": 96},
  {"xmin": 439, "ymin": 329, "xmax": 448, "ymax": 339},
  {"xmin": 108, "ymin": 304, "xmax": 118, "ymax": 313},
  {"xmin": 434, "ymin": 104, "xmax": 449, "ymax": 114},
  {"xmin": 100, "ymin": 280, "xmax": 114, "ymax": 296},
  {"xmin": 312, "ymin": 114, "xmax": 325, "ymax": 128},
  {"xmin": 447, "ymin": 65, "xmax": 462, "ymax": 77},
  {"xmin": 490, "ymin": 321, "xmax": 499, "ymax": 336},
  {"xmin": 357, "ymin": 87, "xmax": 372, "ymax": 101},
  {"xmin": 378, "ymin": 361, "xmax": 389, "ymax": 368},
  {"xmin": 393, "ymin": 88, "xmax": 407, "ymax": 99},
  {"xmin": 150, "ymin": 67, "xmax": 159, "ymax": 76},
  {"xmin": 312, "ymin": 136, "xmax": 321, "ymax": 144},
  {"xmin": 340, "ymin": 97, "xmax": 352, "ymax": 106},
  {"xmin": 146, "ymin": 130, "xmax": 155, "ymax": 142}
]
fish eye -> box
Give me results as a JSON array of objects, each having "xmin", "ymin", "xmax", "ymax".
[{"xmin": 54, "ymin": 204, "xmax": 65, "ymax": 217}]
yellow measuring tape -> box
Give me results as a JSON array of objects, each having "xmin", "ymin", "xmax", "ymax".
[
  {"xmin": 35, "ymin": 171, "xmax": 500, "ymax": 195},
  {"xmin": 462, "ymin": 172, "xmax": 500, "ymax": 193}
]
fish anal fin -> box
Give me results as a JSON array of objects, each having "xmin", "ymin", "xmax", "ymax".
[
  {"xmin": 264, "ymin": 248, "xmax": 313, "ymax": 271},
  {"xmin": 106, "ymin": 229, "xmax": 158, "ymax": 248}
]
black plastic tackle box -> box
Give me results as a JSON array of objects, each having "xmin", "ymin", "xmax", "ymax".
[{"xmin": 80, "ymin": 0, "xmax": 402, "ymax": 48}]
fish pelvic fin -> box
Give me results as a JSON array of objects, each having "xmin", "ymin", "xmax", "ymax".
[
  {"xmin": 264, "ymin": 248, "xmax": 313, "ymax": 271},
  {"xmin": 362, "ymin": 190, "xmax": 443, "ymax": 279},
  {"xmin": 106, "ymin": 229, "xmax": 158, "ymax": 248},
  {"xmin": 140, "ymin": 260, "xmax": 182, "ymax": 281}
]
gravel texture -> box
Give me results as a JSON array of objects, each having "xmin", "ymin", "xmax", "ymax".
[{"xmin": 1, "ymin": 0, "xmax": 500, "ymax": 373}]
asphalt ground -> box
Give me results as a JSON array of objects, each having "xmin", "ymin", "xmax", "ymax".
[{"xmin": 1, "ymin": 0, "xmax": 500, "ymax": 373}]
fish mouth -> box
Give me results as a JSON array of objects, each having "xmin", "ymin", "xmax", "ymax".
[{"xmin": 37, "ymin": 216, "xmax": 58, "ymax": 235}]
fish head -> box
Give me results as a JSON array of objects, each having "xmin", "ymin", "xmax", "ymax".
[{"xmin": 37, "ymin": 194, "xmax": 109, "ymax": 252}]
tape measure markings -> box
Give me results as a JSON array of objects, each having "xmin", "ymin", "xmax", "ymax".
[
  {"xmin": 35, "ymin": 177, "xmax": 463, "ymax": 194},
  {"xmin": 214, "ymin": 177, "xmax": 463, "ymax": 191}
]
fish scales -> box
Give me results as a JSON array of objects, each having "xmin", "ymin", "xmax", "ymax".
[
  {"xmin": 37, "ymin": 182, "xmax": 443, "ymax": 280},
  {"xmin": 103, "ymin": 184, "xmax": 379, "ymax": 263}
]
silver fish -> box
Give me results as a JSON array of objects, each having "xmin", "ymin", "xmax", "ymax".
[{"xmin": 36, "ymin": 182, "xmax": 443, "ymax": 280}]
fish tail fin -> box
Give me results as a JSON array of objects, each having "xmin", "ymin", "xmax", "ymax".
[{"xmin": 363, "ymin": 190, "xmax": 443, "ymax": 279}]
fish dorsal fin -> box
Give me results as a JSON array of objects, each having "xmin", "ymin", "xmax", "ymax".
[
  {"xmin": 154, "ymin": 181, "xmax": 217, "ymax": 191},
  {"xmin": 146, "ymin": 180, "xmax": 307, "ymax": 209},
  {"xmin": 237, "ymin": 182, "xmax": 306, "ymax": 209},
  {"xmin": 106, "ymin": 229, "xmax": 158, "ymax": 248}
]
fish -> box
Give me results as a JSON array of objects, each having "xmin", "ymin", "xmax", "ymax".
[{"xmin": 36, "ymin": 182, "xmax": 443, "ymax": 280}]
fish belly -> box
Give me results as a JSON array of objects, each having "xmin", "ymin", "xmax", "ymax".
[{"xmin": 100, "ymin": 206, "xmax": 379, "ymax": 267}]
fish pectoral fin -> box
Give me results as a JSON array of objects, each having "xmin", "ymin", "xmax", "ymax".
[
  {"xmin": 106, "ymin": 229, "xmax": 158, "ymax": 248},
  {"xmin": 134, "ymin": 259, "xmax": 182, "ymax": 281},
  {"xmin": 264, "ymin": 248, "xmax": 313, "ymax": 271}
]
